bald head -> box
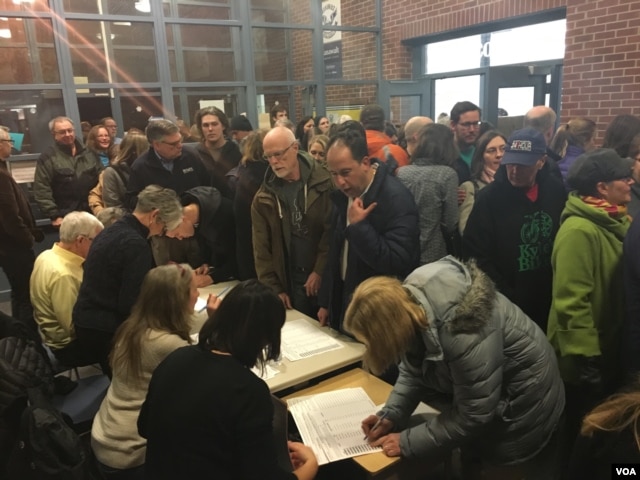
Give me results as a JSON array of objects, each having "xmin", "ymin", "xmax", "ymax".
[
  {"xmin": 264, "ymin": 125, "xmax": 296, "ymax": 145},
  {"xmin": 524, "ymin": 106, "xmax": 557, "ymax": 145},
  {"xmin": 404, "ymin": 116, "xmax": 433, "ymax": 156}
]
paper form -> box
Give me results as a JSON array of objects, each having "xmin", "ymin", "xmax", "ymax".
[
  {"xmin": 251, "ymin": 363, "xmax": 280, "ymax": 380},
  {"xmin": 281, "ymin": 318, "xmax": 343, "ymax": 361},
  {"xmin": 288, "ymin": 387, "xmax": 382, "ymax": 465}
]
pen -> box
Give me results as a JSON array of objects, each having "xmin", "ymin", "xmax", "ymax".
[
  {"xmin": 364, "ymin": 411, "xmax": 388, "ymax": 441},
  {"xmin": 217, "ymin": 285, "xmax": 231, "ymax": 298}
]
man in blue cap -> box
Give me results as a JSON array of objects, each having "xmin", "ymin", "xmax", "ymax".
[{"xmin": 462, "ymin": 127, "xmax": 567, "ymax": 331}]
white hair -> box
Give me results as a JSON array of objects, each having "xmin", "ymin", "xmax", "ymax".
[{"xmin": 59, "ymin": 211, "xmax": 103, "ymax": 243}]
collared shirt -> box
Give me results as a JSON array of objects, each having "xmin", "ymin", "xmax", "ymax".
[
  {"xmin": 30, "ymin": 243, "xmax": 84, "ymax": 349},
  {"xmin": 154, "ymin": 149, "xmax": 174, "ymax": 172}
]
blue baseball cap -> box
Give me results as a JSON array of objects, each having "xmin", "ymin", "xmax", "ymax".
[{"xmin": 502, "ymin": 128, "xmax": 548, "ymax": 166}]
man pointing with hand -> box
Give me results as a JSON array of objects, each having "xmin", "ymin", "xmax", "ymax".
[{"xmin": 318, "ymin": 124, "xmax": 420, "ymax": 334}]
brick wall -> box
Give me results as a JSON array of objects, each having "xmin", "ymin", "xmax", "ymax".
[{"xmin": 381, "ymin": 0, "xmax": 640, "ymax": 135}]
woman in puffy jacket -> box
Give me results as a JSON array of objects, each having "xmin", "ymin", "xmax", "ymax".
[{"xmin": 346, "ymin": 256, "xmax": 565, "ymax": 478}]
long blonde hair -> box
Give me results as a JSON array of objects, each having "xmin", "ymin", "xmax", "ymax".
[
  {"xmin": 110, "ymin": 264, "xmax": 193, "ymax": 381},
  {"xmin": 581, "ymin": 390, "xmax": 640, "ymax": 451},
  {"xmin": 344, "ymin": 276, "xmax": 427, "ymax": 375},
  {"xmin": 113, "ymin": 131, "xmax": 149, "ymax": 167}
]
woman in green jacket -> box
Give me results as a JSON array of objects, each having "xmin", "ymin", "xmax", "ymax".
[{"xmin": 547, "ymin": 148, "xmax": 634, "ymax": 462}]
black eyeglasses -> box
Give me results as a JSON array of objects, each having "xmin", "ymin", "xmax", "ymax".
[
  {"xmin": 54, "ymin": 128, "xmax": 75, "ymax": 135},
  {"xmin": 263, "ymin": 142, "xmax": 296, "ymax": 161},
  {"xmin": 161, "ymin": 139, "xmax": 183, "ymax": 147},
  {"xmin": 0, "ymin": 139, "xmax": 14, "ymax": 145}
]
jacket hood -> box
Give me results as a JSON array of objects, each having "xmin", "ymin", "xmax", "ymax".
[
  {"xmin": 404, "ymin": 256, "xmax": 496, "ymax": 335},
  {"xmin": 561, "ymin": 191, "xmax": 630, "ymax": 241},
  {"xmin": 180, "ymin": 186, "xmax": 222, "ymax": 225}
]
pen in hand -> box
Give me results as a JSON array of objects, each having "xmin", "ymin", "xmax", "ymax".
[{"xmin": 364, "ymin": 412, "xmax": 388, "ymax": 441}]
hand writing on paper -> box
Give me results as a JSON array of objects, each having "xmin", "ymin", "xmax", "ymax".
[
  {"xmin": 362, "ymin": 414, "xmax": 393, "ymax": 442},
  {"xmin": 371, "ymin": 433, "xmax": 402, "ymax": 457},
  {"xmin": 205, "ymin": 293, "xmax": 222, "ymax": 318},
  {"xmin": 304, "ymin": 271, "xmax": 321, "ymax": 297},
  {"xmin": 348, "ymin": 197, "xmax": 377, "ymax": 224},
  {"xmin": 279, "ymin": 292, "xmax": 293, "ymax": 309}
]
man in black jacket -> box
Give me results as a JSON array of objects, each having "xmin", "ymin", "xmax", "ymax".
[
  {"xmin": 462, "ymin": 128, "xmax": 567, "ymax": 331},
  {"xmin": 164, "ymin": 186, "xmax": 237, "ymax": 287}
]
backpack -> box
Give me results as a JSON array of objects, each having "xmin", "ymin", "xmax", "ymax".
[
  {"xmin": 0, "ymin": 336, "xmax": 54, "ymax": 416},
  {"xmin": 6, "ymin": 387, "xmax": 97, "ymax": 480}
]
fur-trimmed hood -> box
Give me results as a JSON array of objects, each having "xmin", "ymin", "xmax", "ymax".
[{"xmin": 404, "ymin": 256, "xmax": 496, "ymax": 335}]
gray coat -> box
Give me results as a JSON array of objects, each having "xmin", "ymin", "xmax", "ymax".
[{"xmin": 383, "ymin": 256, "xmax": 564, "ymax": 465}]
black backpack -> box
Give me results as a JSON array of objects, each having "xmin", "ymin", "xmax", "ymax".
[{"xmin": 6, "ymin": 386, "xmax": 97, "ymax": 480}]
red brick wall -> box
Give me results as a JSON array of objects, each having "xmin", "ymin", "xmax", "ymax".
[{"xmin": 381, "ymin": 0, "xmax": 640, "ymax": 136}]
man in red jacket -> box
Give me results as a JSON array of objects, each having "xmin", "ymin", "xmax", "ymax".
[{"xmin": 359, "ymin": 104, "xmax": 409, "ymax": 169}]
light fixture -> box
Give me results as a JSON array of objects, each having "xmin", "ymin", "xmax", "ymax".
[
  {"xmin": 134, "ymin": 1, "xmax": 150, "ymax": 13},
  {"xmin": 0, "ymin": 29, "xmax": 10, "ymax": 39},
  {"xmin": 96, "ymin": 33, "xmax": 115, "ymax": 40},
  {"xmin": 12, "ymin": 0, "xmax": 35, "ymax": 4}
]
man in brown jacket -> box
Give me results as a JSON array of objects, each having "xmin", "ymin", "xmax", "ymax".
[
  {"xmin": 0, "ymin": 126, "xmax": 42, "ymax": 331},
  {"xmin": 251, "ymin": 126, "xmax": 333, "ymax": 318}
]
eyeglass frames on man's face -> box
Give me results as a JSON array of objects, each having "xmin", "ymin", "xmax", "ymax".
[
  {"xmin": 457, "ymin": 121, "xmax": 481, "ymax": 129},
  {"xmin": 0, "ymin": 139, "xmax": 14, "ymax": 145},
  {"xmin": 264, "ymin": 141, "xmax": 296, "ymax": 161},
  {"xmin": 55, "ymin": 128, "xmax": 75, "ymax": 135},
  {"xmin": 161, "ymin": 138, "xmax": 183, "ymax": 147}
]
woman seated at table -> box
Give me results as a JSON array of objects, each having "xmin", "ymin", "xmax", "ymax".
[
  {"xmin": 345, "ymin": 256, "xmax": 565, "ymax": 479},
  {"xmin": 91, "ymin": 263, "xmax": 196, "ymax": 479},
  {"xmin": 138, "ymin": 279, "xmax": 318, "ymax": 480}
]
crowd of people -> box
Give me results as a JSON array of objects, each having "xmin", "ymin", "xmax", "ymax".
[{"xmin": 2, "ymin": 100, "xmax": 640, "ymax": 479}]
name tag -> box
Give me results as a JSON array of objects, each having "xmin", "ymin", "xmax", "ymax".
[{"xmin": 182, "ymin": 167, "xmax": 194, "ymax": 174}]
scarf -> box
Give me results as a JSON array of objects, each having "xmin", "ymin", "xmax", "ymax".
[{"xmin": 580, "ymin": 195, "xmax": 628, "ymax": 219}]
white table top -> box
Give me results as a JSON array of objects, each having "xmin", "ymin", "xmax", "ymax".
[{"xmin": 192, "ymin": 281, "xmax": 365, "ymax": 394}]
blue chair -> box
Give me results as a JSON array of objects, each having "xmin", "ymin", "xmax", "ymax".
[{"xmin": 52, "ymin": 374, "xmax": 110, "ymax": 434}]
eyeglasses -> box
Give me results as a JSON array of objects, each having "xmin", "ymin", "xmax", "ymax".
[
  {"xmin": 458, "ymin": 121, "xmax": 481, "ymax": 129},
  {"xmin": 485, "ymin": 145, "xmax": 506, "ymax": 155},
  {"xmin": 161, "ymin": 139, "xmax": 183, "ymax": 147},
  {"xmin": 264, "ymin": 142, "xmax": 296, "ymax": 161},
  {"xmin": 54, "ymin": 128, "xmax": 75, "ymax": 135},
  {"xmin": 0, "ymin": 139, "xmax": 14, "ymax": 145},
  {"xmin": 78, "ymin": 234, "xmax": 95, "ymax": 242}
]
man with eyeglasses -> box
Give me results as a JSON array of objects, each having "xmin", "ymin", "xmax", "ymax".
[
  {"xmin": 100, "ymin": 116, "xmax": 122, "ymax": 145},
  {"xmin": 30, "ymin": 211, "xmax": 103, "ymax": 367},
  {"xmin": 34, "ymin": 116, "xmax": 104, "ymax": 227},
  {"xmin": 0, "ymin": 126, "xmax": 43, "ymax": 332},
  {"xmin": 125, "ymin": 119, "xmax": 212, "ymax": 268},
  {"xmin": 449, "ymin": 101, "xmax": 482, "ymax": 185},
  {"xmin": 125, "ymin": 119, "xmax": 211, "ymax": 209},
  {"xmin": 251, "ymin": 126, "xmax": 333, "ymax": 318}
]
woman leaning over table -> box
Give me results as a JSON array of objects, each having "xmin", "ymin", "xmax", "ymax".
[
  {"xmin": 138, "ymin": 279, "xmax": 318, "ymax": 480},
  {"xmin": 91, "ymin": 263, "xmax": 196, "ymax": 479},
  {"xmin": 345, "ymin": 256, "xmax": 564, "ymax": 480}
]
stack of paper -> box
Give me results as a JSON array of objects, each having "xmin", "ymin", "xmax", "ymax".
[
  {"xmin": 287, "ymin": 387, "xmax": 382, "ymax": 465},
  {"xmin": 281, "ymin": 319, "xmax": 343, "ymax": 361}
]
